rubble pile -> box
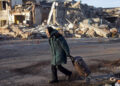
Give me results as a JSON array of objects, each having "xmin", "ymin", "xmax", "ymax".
[
  {"xmin": 74, "ymin": 18, "xmax": 119, "ymax": 38},
  {"xmin": 81, "ymin": 4, "xmax": 103, "ymax": 18},
  {"xmin": 65, "ymin": 1, "xmax": 85, "ymax": 24},
  {"xmin": 0, "ymin": 0, "xmax": 120, "ymax": 40},
  {"xmin": 22, "ymin": 25, "xmax": 47, "ymax": 39},
  {"xmin": 103, "ymin": 8, "xmax": 120, "ymax": 17},
  {"xmin": 50, "ymin": 2, "xmax": 120, "ymax": 38},
  {"xmin": 0, "ymin": 25, "xmax": 31, "ymax": 39}
]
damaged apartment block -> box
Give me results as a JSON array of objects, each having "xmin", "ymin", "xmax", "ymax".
[
  {"xmin": 0, "ymin": 0, "xmax": 120, "ymax": 39},
  {"xmin": 0, "ymin": 0, "xmax": 11, "ymax": 28},
  {"xmin": 0, "ymin": 0, "xmax": 51, "ymax": 27},
  {"xmin": 0, "ymin": 0, "xmax": 53, "ymax": 39},
  {"xmin": 11, "ymin": 0, "xmax": 42, "ymax": 26}
]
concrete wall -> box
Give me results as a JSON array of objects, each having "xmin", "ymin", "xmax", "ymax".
[
  {"xmin": 10, "ymin": 12, "xmax": 31, "ymax": 24},
  {"xmin": 35, "ymin": 6, "xmax": 42, "ymax": 25},
  {"xmin": 8, "ymin": 14, "xmax": 14, "ymax": 25},
  {"xmin": 56, "ymin": 6, "xmax": 67, "ymax": 25},
  {"xmin": 0, "ymin": 0, "xmax": 10, "ymax": 27},
  {"xmin": 0, "ymin": 10, "xmax": 9, "ymax": 20},
  {"xmin": 0, "ymin": 10, "xmax": 9, "ymax": 27}
]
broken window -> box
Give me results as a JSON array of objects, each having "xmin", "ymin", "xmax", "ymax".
[
  {"xmin": 2, "ymin": 1, "xmax": 7, "ymax": 10},
  {"xmin": 0, "ymin": 20, "xmax": 7, "ymax": 27},
  {"xmin": 14, "ymin": 15, "xmax": 25, "ymax": 24},
  {"xmin": 0, "ymin": 1, "xmax": 7, "ymax": 10}
]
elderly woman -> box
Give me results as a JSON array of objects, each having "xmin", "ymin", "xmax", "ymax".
[{"xmin": 46, "ymin": 27, "xmax": 72, "ymax": 83}]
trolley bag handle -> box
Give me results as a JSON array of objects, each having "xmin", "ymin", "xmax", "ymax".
[{"xmin": 69, "ymin": 55, "xmax": 75, "ymax": 66}]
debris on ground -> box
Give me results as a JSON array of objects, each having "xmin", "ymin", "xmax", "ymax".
[{"xmin": 0, "ymin": 0, "xmax": 120, "ymax": 40}]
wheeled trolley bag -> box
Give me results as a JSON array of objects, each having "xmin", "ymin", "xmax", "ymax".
[{"xmin": 70, "ymin": 56, "xmax": 91, "ymax": 77}]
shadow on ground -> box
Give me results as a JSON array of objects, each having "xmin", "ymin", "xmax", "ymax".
[
  {"xmin": 10, "ymin": 59, "xmax": 120, "ymax": 86},
  {"xmin": 11, "ymin": 60, "xmax": 50, "ymax": 75}
]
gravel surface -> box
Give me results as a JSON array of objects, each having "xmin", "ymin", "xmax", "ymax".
[{"xmin": 0, "ymin": 38, "xmax": 120, "ymax": 86}]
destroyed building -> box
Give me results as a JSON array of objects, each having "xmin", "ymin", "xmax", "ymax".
[
  {"xmin": 0, "ymin": 0, "xmax": 120, "ymax": 40},
  {"xmin": 0, "ymin": 0, "xmax": 24, "ymax": 28},
  {"xmin": 102, "ymin": 7, "xmax": 120, "ymax": 29},
  {"xmin": 46, "ymin": 1, "xmax": 120, "ymax": 38},
  {"xmin": 10, "ymin": 2, "xmax": 42, "ymax": 26},
  {"xmin": 0, "ymin": 0, "xmax": 11, "ymax": 28}
]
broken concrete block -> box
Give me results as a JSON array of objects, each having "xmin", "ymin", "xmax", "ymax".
[
  {"xmin": 8, "ymin": 32, "xmax": 17, "ymax": 38},
  {"xmin": 110, "ymin": 28, "xmax": 118, "ymax": 34},
  {"xmin": 82, "ymin": 19, "xmax": 93, "ymax": 25},
  {"xmin": 92, "ymin": 18, "xmax": 100, "ymax": 23},
  {"xmin": 11, "ymin": 26, "xmax": 23, "ymax": 35},
  {"xmin": 68, "ymin": 24, "xmax": 74, "ymax": 29},
  {"xmin": 75, "ymin": 34, "xmax": 81, "ymax": 38},
  {"xmin": 80, "ymin": 28, "xmax": 89, "ymax": 34},
  {"xmin": 10, "ymin": 25, "xmax": 32, "ymax": 39},
  {"xmin": 77, "ymin": 30, "xmax": 84, "ymax": 34},
  {"xmin": 69, "ymin": 30, "xmax": 74, "ymax": 34},
  {"xmin": 79, "ymin": 23, "xmax": 89, "ymax": 29},
  {"xmin": 99, "ymin": 24, "xmax": 109, "ymax": 29},
  {"xmin": 0, "ymin": 28, "xmax": 10, "ymax": 34},
  {"xmin": 109, "ymin": 77, "xmax": 117, "ymax": 82},
  {"xmin": 0, "ymin": 28, "xmax": 17, "ymax": 37},
  {"xmin": 21, "ymin": 32, "xmax": 31, "ymax": 39},
  {"xmin": 93, "ymin": 27, "xmax": 110, "ymax": 38},
  {"xmin": 86, "ymin": 29, "xmax": 96, "ymax": 37}
]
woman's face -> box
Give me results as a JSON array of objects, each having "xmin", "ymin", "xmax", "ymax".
[{"xmin": 46, "ymin": 29, "xmax": 50, "ymax": 38}]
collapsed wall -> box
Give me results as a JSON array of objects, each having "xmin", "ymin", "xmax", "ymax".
[
  {"xmin": 0, "ymin": 1, "xmax": 120, "ymax": 40},
  {"xmin": 47, "ymin": 1, "xmax": 120, "ymax": 38},
  {"xmin": 0, "ymin": 0, "xmax": 11, "ymax": 28}
]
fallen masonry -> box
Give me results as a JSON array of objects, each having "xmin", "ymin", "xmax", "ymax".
[{"xmin": 0, "ymin": 0, "xmax": 120, "ymax": 40}]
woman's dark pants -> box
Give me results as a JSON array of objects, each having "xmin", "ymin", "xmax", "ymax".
[{"xmin": 51, "ymin": 65, "xmax": 72, "ymax": 80}]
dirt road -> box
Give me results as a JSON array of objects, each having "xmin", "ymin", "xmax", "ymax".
[{"xmin": 0, "ymin": 38, "xmax": 120, "ymax": 86}]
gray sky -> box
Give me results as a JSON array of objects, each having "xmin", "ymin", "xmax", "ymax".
[{"xmin": 76, "ymin": 0, "xmax": 120, "ymax": 8}]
